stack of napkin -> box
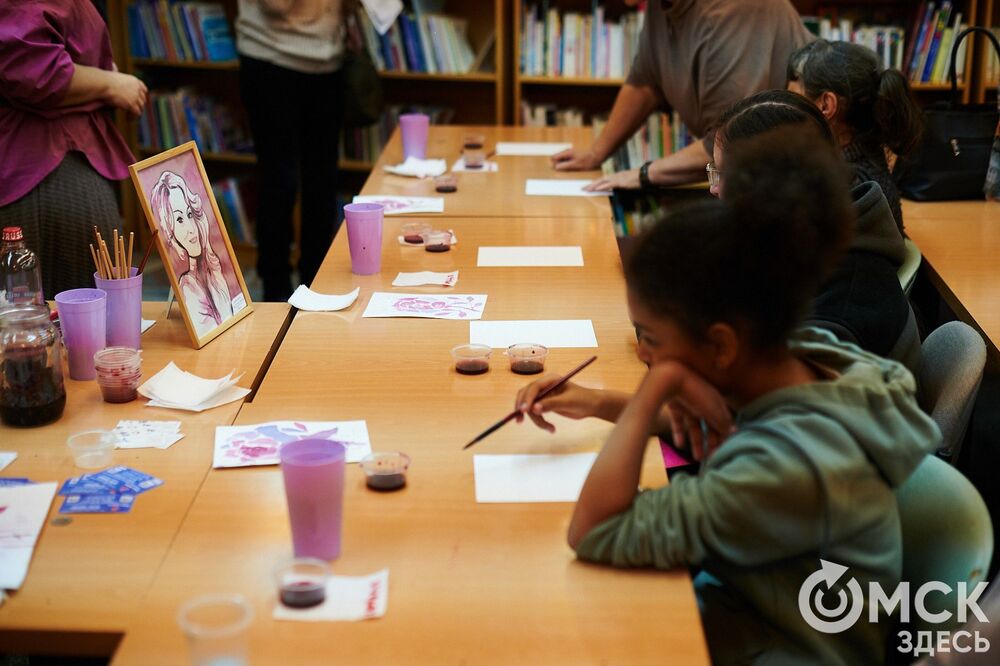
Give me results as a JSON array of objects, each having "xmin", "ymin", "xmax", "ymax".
[
  {"xmin": 383, "ymin": 156, "xmax": 447, "ymax": 178},
  {"xmin": 138, "ymin": 362, "xmax": 249, "ymax": 412}
]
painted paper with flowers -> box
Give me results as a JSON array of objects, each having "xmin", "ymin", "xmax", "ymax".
[
  {"xmin": 129, "ymin": 142, "xmax": 252, "ymax": 348},
  {"xmin": 213, "ymin": 421, "xmax": 372, "ymax": 469},
  {"xmin": 362, "ymin": 292, "xmax": 488, "ymax": 320}
]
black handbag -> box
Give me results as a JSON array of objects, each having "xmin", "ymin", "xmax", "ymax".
[
  {"xmin": 340, "ymin": 45, "xmax": 384, "ymax": 128},
  {"xmin": 895, "ymin": 27, "xmax": 1000, "ymax": 201}
]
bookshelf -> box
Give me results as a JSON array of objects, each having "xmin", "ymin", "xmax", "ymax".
[{"xmin": 973, "ymin": 0, "xmax": 999, "ymax": 101}]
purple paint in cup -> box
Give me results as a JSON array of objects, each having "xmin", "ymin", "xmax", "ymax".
[
  {"xmin": 54, "ymin": 288, "xmax": 107, "ymax": 380},
  {"xmin": 95, "ymin": 267, "xmax": 142, "ymax": 350},
  {"xmin": 280, "ymin": 439, "xmax": 346, "ymax": 560},
  {"xmin": 399, "ymin": 113, "xmax": 430, "ymax": 159},
  {"xmin": 344, "ymin": 203, "xmax": 384, "ymax": 275}
]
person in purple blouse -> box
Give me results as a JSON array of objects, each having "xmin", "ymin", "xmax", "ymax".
[{"xmin": 0, "ymin": 1, "xmax": 147, "ymax": 298}]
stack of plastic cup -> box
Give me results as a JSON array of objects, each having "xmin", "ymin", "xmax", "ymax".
[{"xmin": 94, "ymin": 346, "xmax": 142, "ymax": 403}]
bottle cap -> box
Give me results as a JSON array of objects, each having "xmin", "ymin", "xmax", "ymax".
[{"xmin": 2, "ymin": 227, "xmax": 23, "ymax": 242}]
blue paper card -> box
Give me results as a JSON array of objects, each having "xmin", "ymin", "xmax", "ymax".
[
  {"xmin": 59, "ymin": 493, "xmax": 135, "ymax": 514},
  {"xmin": 60, "ymin": 466, "xmax": 163, "ymax": 496},
  {"xmin": 0, "ymin": 477, "xmax": 33, "ymax": 487}
]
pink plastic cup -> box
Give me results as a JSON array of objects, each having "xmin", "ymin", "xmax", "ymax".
[
  {"xmin": 95, "ymin": 267, "xmax": 142, "ymax": 350},
  {"xmin": 280, "ymin": 439, "xmax": 346, "ymax": 560},
  {"xmin": 344, "ymin": 203, "xmax": 384, "ymax": 275},
  {"xmin": 399, "ymin": 113, "xmax": 430, "ymax": 159},
  {"xmin": 54, "ymin": 288, "xmax": 107, "ymax": 380}
]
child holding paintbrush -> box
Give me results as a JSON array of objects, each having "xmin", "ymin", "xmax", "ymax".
[{"xmin": 514, "ymin": 128, "xmax": 939, "ymax": 665}]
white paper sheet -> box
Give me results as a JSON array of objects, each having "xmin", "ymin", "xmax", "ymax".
[
  {"xmin": 525, "ymin": 179, "xmax": 611, "ymax": 197},
  {"xmin": 495, "ymin": 142, "xmax": 572, "ymax": 156},
  {"xmin": 361, "ymin": 0, "xmax": 402, "ymax": 34},
  {"xmin": 451, "ymin": 157, "xmax": 498, "ymax": 172},
  {"xmin": 397, "ymin": 230, "xmax": 457, "ymax": 246},
  {"xmin": 0, "ymin": 482, "xmax": 57, "ymax": 589},
  {"xmin": 138, "ymin": 363, "xmax": 248, "ymax": 412},
  {"xmin": 363, "ymin": 293, "xmax": 487, "ymax": 320},
  {"xmin": 214, "ymin": 420, "xmax": 372, "ymax": 469},
  {"xmin": 0, "ymin": 453, "xmax": 16, "ymax": 472},
  {"xmin": 288, "ymin": 286, "xmax": 361, "ymax": 312},
  {"xmin": 384, "ymin": 156, "xmax": 447, "ymax": 178},
  {"xmin": 473, "ymin": 454, "xmax": 597, "ymax": 503},
  {"xmin": 469, "ymin": 320, "xmax": 598, "ymax": 348},
  {"xmin": 352, "ymin": 195, "xmax": 444, "ymax": 215},
  {"xmin": 477, "ymin": 246, "xmax": 583, "ymax": 267},
  {"xmin": 113, "ymin": 420, "xmax": 183, "ymax": 449},
  {"xmin": 273, "ymin": 569, "xmax": 388, "ymax": 622},
  {"xmin": 392, "ymin": 271, "xmax": 459, "ymax": 287},
  {"xmin": 141, "ymin": 319, "xmax": 156, "ymax": 334}
]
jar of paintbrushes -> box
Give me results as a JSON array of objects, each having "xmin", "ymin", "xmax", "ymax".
[{"xmin": 89, "ymin": 228, "xmax": 156, "ymax": 350}]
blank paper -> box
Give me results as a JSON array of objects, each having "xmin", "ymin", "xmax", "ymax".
[
  {"xmin": 477, "ymin": 246, "xmax": 583, "ymax": 267},
  {"xmin": 469, "ymin": 320, "xmax": 598, "ymax": 348},
  {"xmin": 525, "ymin": 179, "xmax": 611, "ymax": 197},
  {"xmin": 495, "ymin": 142, "xmax": 572, "ymax": 156},
  {"xmin": 473, "ymin": 453, "xmax": 597, "ymax": 503}
]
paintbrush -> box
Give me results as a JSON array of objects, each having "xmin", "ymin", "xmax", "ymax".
[
  {"xmin": 136, "ymin": 228, "xmax": 159, "ymax": 274},
  {"xmin": 462, "ymin": 355, "xmax": 597, "ymax": 450}
]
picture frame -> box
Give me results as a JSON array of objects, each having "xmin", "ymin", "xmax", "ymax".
[{"xmin": 129, "ymin": 142, "xmax": 253, "ymax": 349}]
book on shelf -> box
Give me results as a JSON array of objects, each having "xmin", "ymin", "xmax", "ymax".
[
  {"xmin": 340, "ymin": 105, "xmax": 454, "ymax": 164},
  {"xmin": 138, "ymin": 88, "xmax": 252, "ymax": 154},
  {"xmin": 212, "ymin": 177, "xmax": 255, "ymax": 246},
  {"xmin": 520, "ymin": 101, "xmax": 586, "ymax": 127},
  {"xmin": 128, "ymin": 1, "xmax": 236, "ymax": 62},
  {"xmin": 984, "ymin": 27, "xmax": 1000, "ymax": 87},
  {"xmin": 594, "ymin": 110, "xmax": 692, "ymax": 175},
  {"xmin": 611, "ymin": 195, "xmax": 665, "ymax": 238},
  {"xmin": 356, "ymin": 9, "xmax": 477, "ymax": 74},
  {"xmin": 520, "ymin": 2, "xmax": 644, "ymax": 79}
]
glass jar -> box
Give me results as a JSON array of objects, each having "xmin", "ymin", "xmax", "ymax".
[{"xmin": 0, "ymin": 304, "xmax": 66, "ymax": 427}]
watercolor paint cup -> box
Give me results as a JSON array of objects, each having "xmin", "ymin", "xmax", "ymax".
[
  {"xmin": 177, "ymin": 594, "xmax": 253, "ymax": 666},
  {"xmin": 67, "ymin": 429, "xmax": 118, "ymax": 469},
  {"xmin": 274, "ymin": 558, "xmax": 329, "ymax": 609},
  {"xmin": 344, "ymin": 203, "xmax": 384, "ymax": 275},
  {"xmin": 280, "ymin": 439, "xmax": 346, "ymax": 560},
  {"xmin": 421, "ymin": 230, "xmax": 452, "ymax": 253},
  {"xmin": 360, "ymin": 452, "xmax": 411, "ymax": 492},
  {"xmin": 507, "ymin": 343, "xmax": 548, "ymax": 375},
  {"xmin": 462, "ymin": 133, "xmax": 485, "ymax": 150},
  {"xmin": 94, "ymin": 346, "xmax": 142, "ymax": 403},
  {"xmin": 434, "ymin": 174, "xmax": 457, "ymax": 193},
  {"xmin": 401, "ymin": 222, "xmax": 432, "ymax": 245},
  {"xmin": 95, "ymin": 268, "xmax": 142, "ymax": 350},
  {"xmin": 451, "ymin": 344, "xmax": 491, "ymax": 375},
  {"xmin": 54, "ymin": 288, "xmax": 107, "ymax": 380},
  {"xmin": 462, "ymin": 147, "xmax": 487, "ymax": 169},
  {"xmin": 399, "ymin": 113, "xmax": 430, "ymax": 159}
]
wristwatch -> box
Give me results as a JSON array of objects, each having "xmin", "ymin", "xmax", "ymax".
[{"xmin": 639, "ymin": 161, "xmax": 653, "ymax": 189}]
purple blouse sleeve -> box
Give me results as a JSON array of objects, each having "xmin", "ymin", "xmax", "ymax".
[{"xmin": 0, "ymin": 7, "xmax": 75, "ymax": 109}]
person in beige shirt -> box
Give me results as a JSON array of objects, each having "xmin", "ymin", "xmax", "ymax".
[{"xmin": 555, "ymin": 0, "xmax": 812, "ymax": 191}]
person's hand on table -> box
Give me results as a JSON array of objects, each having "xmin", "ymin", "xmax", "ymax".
[
  {"xmin": 584, "ymin": 168, "xmax": 640, "ymax": 192},
  {"xmin": 515, "ymin": 374, "xmax": 602, "ymax": 433},
  {"xmin": 550, "ymin": 147, "xmax": 601, "ymax": 171},
  {"xmin": 105, "ymin": 72, "xmax": 148, "ymax": 117}
]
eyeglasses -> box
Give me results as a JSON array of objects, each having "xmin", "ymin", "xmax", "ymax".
[{"xmin": 706, "ymin": 163, "xmax": 722, "ymax": 188}]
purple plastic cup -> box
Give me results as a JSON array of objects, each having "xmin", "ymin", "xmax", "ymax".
[
  {"xmin": 95, "ymin": 268, "xmax": 142, "ymax": 350},
  {"xmin": 54, "ymin": 288, "xmax": 107, "ymax": 380},
  {"xmin": 280, "ymin": 439, "xmax": 346, "ymax": 560},
  {"xmin": 344, "ymin": 203, "xmax": 384, "ymax": 275},
  {"xmin": 399, "ymin": 113, "xmax": 430, "ymax": 159}
]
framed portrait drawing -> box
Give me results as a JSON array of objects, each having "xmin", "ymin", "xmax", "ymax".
[{"xmin": 129, "ymin": 142, "xmax": 253, "ymax": 348}]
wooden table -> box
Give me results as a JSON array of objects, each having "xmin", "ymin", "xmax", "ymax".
[
  {"xmin": 0, "ymin": 302, "xmax": 291, "ymax": 656},
  {"xmin": 360, "ymin": 125, "xmax": 614, "ymax": 219},
  {"xmin": 109, "ymin": 216, "xmax": 709, "ymax": 664},
  {"xmin": 903, "ymin": 200, "xmax": 1000, "ymax": 364}
]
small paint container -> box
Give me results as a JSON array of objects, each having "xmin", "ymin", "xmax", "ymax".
[
  {"xmin": 462, "ymin": 147, "xmax": 486, "ymax": 169},
  {"xmin": 401, "ymin": 222, "xmax": 432, "ymax": 245},
  {"xmin": 434, "ymin": 174, "xmax": 457, "ymax": 193},
  {"xmin": 462, "ymin": 133, "xmax": 485, "ymax": 149},
  {"xmin": 451, "ymin": 344, "xmax": 491, "ymax": 375},
  {"xmin": 421, "ymin": 230, "xmax": 452, "ymax": 253},
  {"xmin": 360, "ymin": 452, "xmax": 411, "ymax": 492},
  {"xmin": 507, "ymin": 343, "xmax": 548, "ymax": 375},
  {"xmin": 67, "ymin": 429, "xmax": 118, "ymax": 469},
  {"xmin": 94, "ymin": 346, "xmax": 142, "ymax": 403},
  {"xmin": 274, "ymin": 558, "xmax": 328, "ymax": 609}
]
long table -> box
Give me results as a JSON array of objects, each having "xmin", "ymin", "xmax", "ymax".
[
  {"xmin": 108, "ymin": 214, "xmax": 709, "ymax": 663},
  {"xmin": 0, "ymin": 302, "xmax": 291, "ymax": 656},
  {"xmin": 903, "ymin": 200, "xmax": 1000, "ymax": 365},
  {"xmin": 360, "ymin": 125, "xmax": 614, "ymax": 219}
]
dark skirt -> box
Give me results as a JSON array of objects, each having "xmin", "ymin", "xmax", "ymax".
[{"xmin": 0, "ymin": 151, "xmax": 121, "ymax": 299}]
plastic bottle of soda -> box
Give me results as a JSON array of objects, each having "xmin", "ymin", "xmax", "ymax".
[{"xmin": 0, "ymin": 226, "xmax": 45, "ymax": 308}]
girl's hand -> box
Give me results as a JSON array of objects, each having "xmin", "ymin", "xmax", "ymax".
[
  {"xmin": 645, "ymin": 362, "xmax": 733, "ymax": 460},
  {"xmin": 514, "ymin": 375, "xmax": 601, "ymax": 433},
  {"xmin": 583, "ymin": 168, "xmax": 640, "ymax": 192}
]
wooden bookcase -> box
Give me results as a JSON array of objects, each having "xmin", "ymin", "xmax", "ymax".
[{"xmin": 973, "ymin": 0, "xmax": 999, "ymax": 101}]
